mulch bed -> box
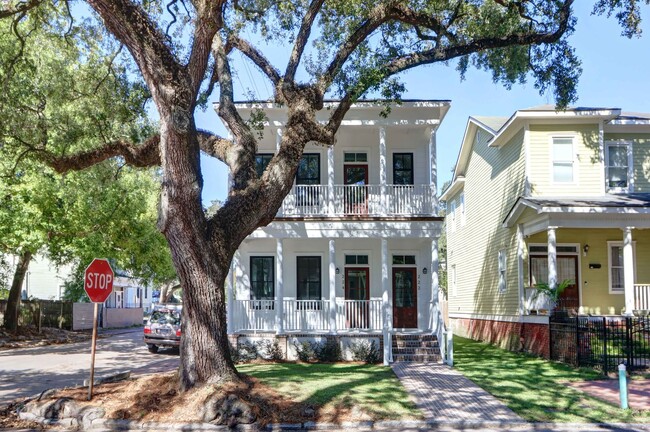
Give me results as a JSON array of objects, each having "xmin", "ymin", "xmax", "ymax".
[{"xmin": 0, "ymin": 325, "xmax": 91, "ymax": 350}]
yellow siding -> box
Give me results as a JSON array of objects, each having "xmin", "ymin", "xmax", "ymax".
[
  {"xmin": 604, "ymin": 133, "xmax": 650, "ymax": 192},
  {"xmin": 446, "ymin": 127, "xmax": 526, "ymax": 316},
  {"xmin": 528, "ymin": 124, "xmax": 602, "ymax": 196},
  {"xmin": 526, "ymin": 229, "xmax": 650, "ymax": 313}
]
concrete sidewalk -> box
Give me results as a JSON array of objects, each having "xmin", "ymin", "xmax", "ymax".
[{"xmin": 392, "ymin": 362, "xmax": 523, "ymax": 423}]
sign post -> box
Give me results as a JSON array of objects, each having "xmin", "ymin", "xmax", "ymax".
[{"xmin": 84, "ymin": 258, "xmax": 114, "ymax": 401}]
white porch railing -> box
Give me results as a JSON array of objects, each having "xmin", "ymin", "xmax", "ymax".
[
  {"xmin": 283, "ymin": 300, "xmax": 330, "ymax": 331},
  {"xmin": 336, "ymin": 299, "xmax": 383, "ymax": 330},
  {"xmin": 635, "ymin": 284, "xmax": 650, "ymax": 310},
  {"xmin": 279, "ymin": 184, "xmax": 436, "ymax": 217},
  {"xmin": 231, "ymin": 299, "xmax": 383, "ymax": 332}
]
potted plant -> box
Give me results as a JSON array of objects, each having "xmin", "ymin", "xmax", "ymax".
[{"xmin": 530, "ymin": 279, "xmax": 572, "ymax": 314}]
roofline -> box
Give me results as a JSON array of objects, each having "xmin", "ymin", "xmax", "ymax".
[
  {"xmin": 450, "ymin": 117, "xmax": 496, "ymax": 180},
  {"xmin": 489, "ymin": 108, "xmax": 621, "ymax": 148},
  {"xmin": 503, "ymin": 196, "xmax": 650, "ymax": 228},
  {"xmin": 439, "ymin": 177, "xmax": 465, "ymax": 201}
]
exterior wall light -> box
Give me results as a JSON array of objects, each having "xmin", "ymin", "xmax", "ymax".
[
  {"xmin": 335, "ymin": 267, "xmax": 340, "ymax": 275},
  {"xmin": 583, "ymin": 244, "xmax": 590, "ymax": 256},
  {"xmin": 422, "ymin": 268, "xmax": 428, "ymax": 274}
]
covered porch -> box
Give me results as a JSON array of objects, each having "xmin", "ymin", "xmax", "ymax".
[{"xmin": 504, "ymin": 195, "xmax": 650, "ymax": 315}]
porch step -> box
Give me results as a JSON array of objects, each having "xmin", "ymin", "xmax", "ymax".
[
  {"xmin": 393, "ymin": 354, "xmax": 441, "ymax": 362},
  {"xmin": 391, "ymin": 333, "xmax": 441, "ymax": 363},
  {"xmin": 393, "ymin": 340, "xmax": 439, "ymax": 348},
  {"xmin": 392, "ymin": 347, "xmax": 439, "ymax": 355}
]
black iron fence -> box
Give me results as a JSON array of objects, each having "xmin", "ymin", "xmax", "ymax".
[
  {"xmin": 0, "ymin": 299, "xmax": 73, "ymax": 330},
  {"xmin": 550, "ymin": 312, "xmax": 650, "ymax": 374}
]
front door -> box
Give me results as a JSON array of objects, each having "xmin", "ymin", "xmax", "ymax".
[
  {"xmin": 557, "ymin": 256, "xmax": 579, "ymax": 309},
  {"xmin": 393, "ymin": 268, "xmax": 417, "ymax": 328},
  {"xmin": 344, "ymin": 165, "xmax": 368, "ymax": 214},
  {"xmin": 345, "ymin": 268, "xmax": 369, "ymax": 328}
]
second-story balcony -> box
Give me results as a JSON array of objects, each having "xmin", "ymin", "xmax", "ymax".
[{"xmin": 278, "ymin": 184, "xmax": 437, "ymax": 217}]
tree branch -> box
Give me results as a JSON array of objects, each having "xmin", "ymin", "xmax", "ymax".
[
  {"xmin": 285, "ymin": 0, "xmax": 325, "ymax": 82},
  {"xmin": 186, "ymin": 0, "xmax": 226, "ymax": 97},
  {"xmin": 197, "ymin": 130, "xmax": 235, "ymax": 166},
  {"xmin": 85, "ymin": 0, "xmax": 187, "ymax": 108},
  {"xmin": 212, "ymin": 34, "xmax": 257, "ymax": 190},
  {"xmin": 228, "ymin": 35, "xmax": 281, "ymax": 85},
  {"xmin": 44, "ymin": 134, "xmax": 161, "ymax": 173},
  {"xmin": 0, "ymin": 0, "xmax": 42, "ymax": 18}
]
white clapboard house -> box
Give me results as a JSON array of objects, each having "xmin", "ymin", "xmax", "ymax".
[{"xmin": 222, "ymin": 100, "xmax": 451, "ymax": 364}]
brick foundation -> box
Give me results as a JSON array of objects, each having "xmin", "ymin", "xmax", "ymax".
[{"xmin": 451, "ymin": 317, "xmax": 550, "ymax": 359}]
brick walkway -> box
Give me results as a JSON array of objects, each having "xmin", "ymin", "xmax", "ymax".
[{"xmin": 392, "ymin": 362, "xmax": 523, "ymax": 422}]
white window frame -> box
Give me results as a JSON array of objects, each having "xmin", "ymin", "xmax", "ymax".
[
  {"xmin": 550, "ymin": 136, "xmax": 576, "ymax": 184},
  {"xmin": 604, "ymin": 140, "xmax": 633, "ymax": 193},
  {"xmin": 607, "ymin": 241, "xmax": 636, "ymax": 294},
  {"xmin": 449, "ymin": 199, "xmax": 456, "ymax": 233},
  {"xmin": 498, "ymin": 250, "xmax": 507, "ymax": 293},
  {"xmin": 451, "ymin": 264, "xmax": 457, "ymax": 297},
  {"xmin": 460, "ymin": 192, "xmax": 466, "ymax": 227}
]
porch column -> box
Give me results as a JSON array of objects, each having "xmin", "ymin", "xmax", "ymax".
[
  {"xmin": 276, "ymin": 239, "xmax": 284, "ymax": 334},
  {"xmin": 275, "ymin": 127, "xmax": 282, "ymax": 151},
  {"xmin": 226, "ymin": 259, "xmax": 234, "ymax": 335},
  {"xmin": 381, "ymin": 238, "xmax": 390, "ymax": 365},
  {"xmin": 429, "ymin": 127, "xmax": 437, "ymax": 187},
  {"xmin": 328, "ymin": 146, "xmax": 335, "ymax": 215},
  {"xmin": 328, "ymin": 239, "xmax": 337, "ymax": 334},
  {"xmin": 547, "ymin": 227, "xmax": 557, "ymax": 290},
  {"xmin": 517, "ymin": 224, "xmax": 526, "ymax": 315},
  {"xmin": 429, "ymin": 128, "xmax": 438, "ymax": 214},
  {"xmin": 379, "ymin": 127, "xmax": 387, "ymax": 215},
  {"xmin": 430, "ymin": 238, "xmax": 439, "ymax": 333},
  {"xmin": 623, "ymin": 227, "xmax": 635, "ymax": 315}
]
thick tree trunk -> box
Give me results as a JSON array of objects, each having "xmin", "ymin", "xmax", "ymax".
[
  {"xmin": 157, "ymin": 114, "xmax": 240, "ymax": 390},
  {"xmin": 3, "ymin": 251, "xmax": 32, "ymax": 331}
]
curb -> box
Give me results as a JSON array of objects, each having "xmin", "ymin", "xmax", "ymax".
[{"xmin": 16, "ymin": 413, "xmax": 650, "ymax": 432}]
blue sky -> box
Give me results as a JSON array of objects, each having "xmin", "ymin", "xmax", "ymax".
[{"xmin": 196, "ymin": 3, "xmax": 650, "ymax": 205}]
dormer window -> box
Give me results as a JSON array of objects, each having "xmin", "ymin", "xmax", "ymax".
[
  {"xmin": 551, "ymin": 137, "xmax": 575, "ymax": 183},
  {"xmin": 605, "ymin": 141, "xmax": 633, "ymax": 193}
]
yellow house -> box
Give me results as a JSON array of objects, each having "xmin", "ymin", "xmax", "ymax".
[{"xmin": 441, "ymin": 106, "xmax": 650, "ymax": 357}]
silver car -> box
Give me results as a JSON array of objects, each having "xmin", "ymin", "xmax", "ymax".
[{"xmin": 144, "ymin": 307, "xmax": 181, "ymax": 353}]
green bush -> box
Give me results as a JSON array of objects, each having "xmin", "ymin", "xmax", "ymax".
[
  {"xmin": 260, "ymin": 339, "xmax": 284, "ymax": 361},
  {"xmin": 350, "ymin": 340, "xmax": 381, "ymax": 363},
  {"xmin": 294, "ymin": 340, "xmax": 315, "ymax": 362},
  {"xmin": 314, "ymin": 338, "xmax": 342, "ymax": 362}
]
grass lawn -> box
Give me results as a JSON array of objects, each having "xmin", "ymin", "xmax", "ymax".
[
  {"xmin": 453, "ymin": 336, "xmax": 650, "ymax": 423},
  {"xmin": 237, "ymin": 362, "xmax": 421, "ymax": 421}
]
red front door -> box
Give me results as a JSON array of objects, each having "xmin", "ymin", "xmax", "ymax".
[
  {"xmin": 345, "ymin": 268, "xmax": 369, "ymax": 328},
  {"xmin": 393, "ymin": 268, "xmax": 417, "ymax": 328},
  {"xmin": 344, "ymin": 164, "xmax": 368, "ymax": 214}
]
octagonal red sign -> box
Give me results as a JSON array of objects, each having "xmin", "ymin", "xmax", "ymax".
[{"xmin": 84, "ymin": 259, "xmax": 115, "ymax": 303}]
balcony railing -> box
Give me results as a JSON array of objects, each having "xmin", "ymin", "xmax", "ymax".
[
  {"xmin": 279, "ymin": 184, "xmax": 436, "ymax": 217},
  {"xmin": 635, "ymin": 284, "xmax": 650, "ymax": 310},
  {"xmin": 231, "ymin": 299, "xmax": 383, "ymax": 332}
]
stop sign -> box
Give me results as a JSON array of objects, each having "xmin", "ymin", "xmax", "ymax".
[{"xmin": 84, "ymin": 259, "xmax": 115, "ymax": 303}]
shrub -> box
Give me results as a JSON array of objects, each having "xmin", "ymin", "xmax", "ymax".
[
  {"xmin": 293, "ymin": 340, "xmax": 315, "ymax": 362},
  {"xmin": 260, "ymin": 339, "xmax": 284, "ymax": 361},
  {"xmin": 314, "ymin": 338, "xmax": 342, "ymax": 362},
  {"xmin": 229, "ymin": 342, "xmax": 241, "ymax": 364},
  {"xmin": 237, "ymin": 341, "xmax": 259, "ymax": 363},
  {"xmin": 350, "ymin": 340, "xmax": 381, "ymax": 363}
]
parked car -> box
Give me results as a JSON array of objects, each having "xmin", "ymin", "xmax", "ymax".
[{"xmin": 143, "ymin": 305, "xmax": 182, "ymax": 353}]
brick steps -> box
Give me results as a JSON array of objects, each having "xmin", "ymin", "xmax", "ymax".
[{"xmin": 392, "ymin": 333, "xmax": 441, "ymax": 363}]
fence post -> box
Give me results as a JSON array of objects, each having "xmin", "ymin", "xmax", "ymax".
[
  {"xmin": 575, "ymin": 316, "xmax": 580, "ymax": 367},
  {"xmin": 626, "ymin": 317, "xmax": 633, "ymax": 370},
  {"xmin": 602, "ymin": 317, "xmax": 608, "ymax": 375},
  {"xmin": 37, "ymin": 301, "xmax": 42, "ymax": 334}
]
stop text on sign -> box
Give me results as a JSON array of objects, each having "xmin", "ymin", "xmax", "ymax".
[{"xmin": 86, "ymin": 272, "xmax": 113, "ymax": 290}]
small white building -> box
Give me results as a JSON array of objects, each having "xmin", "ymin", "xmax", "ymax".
[
  {"xmin": 2, "ymin": 254, "xmax": 73, "ymax": 300},
  {"xmin": 222, "ymin": 100, "xmax": 451, "ymax": 363}
]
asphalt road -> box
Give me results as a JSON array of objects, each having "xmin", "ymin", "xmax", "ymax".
[{"xmin": 0, "ymin": 328, "xmax": 179, "ymax": 404}]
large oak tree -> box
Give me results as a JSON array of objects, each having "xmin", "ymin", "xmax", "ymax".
[{"xmin": 1, "ymin": 0, "xmax": 642, "ymax": 390}]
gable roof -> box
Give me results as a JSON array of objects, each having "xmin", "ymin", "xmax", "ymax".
[{"xmin": 447, "ymin": 106, "xmax": 625, "ymax": 188}]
